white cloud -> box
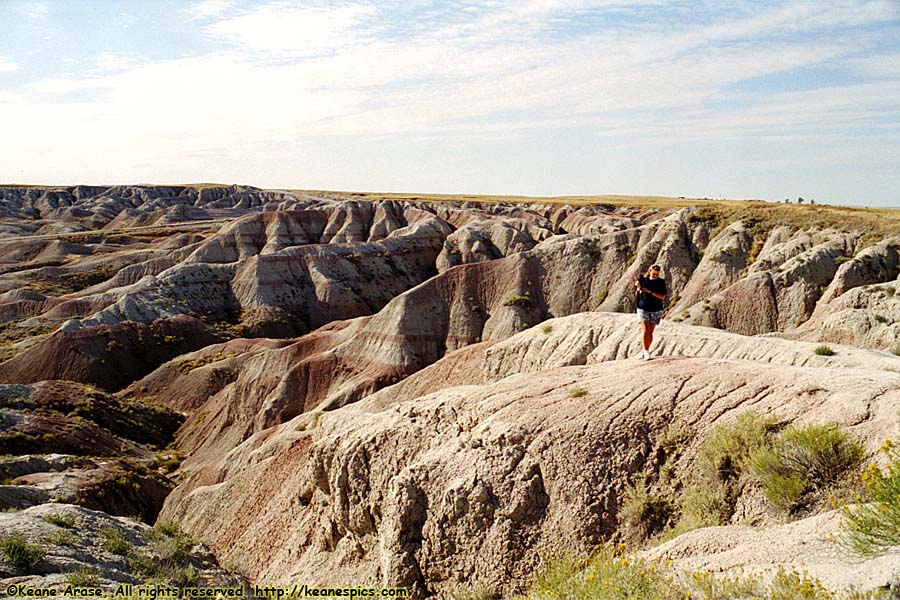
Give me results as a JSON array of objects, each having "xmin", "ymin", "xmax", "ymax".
[
  {"xmin": 4, "ymin": 1, "xmax": 899, "ymax": 201},
  {"xmin": 844, "ymin": 51, "xmax": 900, "ymax": 78},
  {"xmin": 204, "ymin": 3, "xmax": 376, "ymax": 56},
  {"xmin": 0, "ymin": 57, "xmax": 19, "ymax": 72},
  {"xmin": 95, "ymin": 53, "xmax": 139, "ymax": 73},
  {"xmin": 0, "ymin": 91, "xmax": 23, "ymax": 103},
  {"xmin": 186, "ymin": 0, "xmax": 233, "ymax": 20},
  {"xmin": 25, "ymin": 76, "xmax": 106, "ymax": 94},
  {"xmin": 14, "ymin": 1, "xmax": 49, "ymax": 19}
]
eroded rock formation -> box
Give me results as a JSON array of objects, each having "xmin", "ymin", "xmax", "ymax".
[{"xmin": 2, "ymin": 185, "xmax": 900, "ymax": 597}]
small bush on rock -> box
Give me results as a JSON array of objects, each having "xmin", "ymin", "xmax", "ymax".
[
  {"xmin": 698, "ymin": 411, "xmax": 773, "ymax": 483},
  {"xmin": 43, "ymin": 512, "xmax": 76, "ymax": 528},
  {"xmin": 148, "ymin": 522, "xmax": 196, "ymax": 564},
  {"xmin": 675, "ymin": 484, "xmax": 732, "ymax": 533},
  {"xmin": 841, "ymin": 440, "xmax": 900, "ymax": 557},
  {"xmin": 99, "ymin": 527, "xmax": 130, "ymax": 555},
  {"xmin": 0, "ymin": 532, "xmax": 45, "ymax": 573},
  {"xmin": 66, "ymin": 567, "xmax": 100, "ymax": 587},
  {"xmin": 750, "ymin": 423, "xmax": 865, "ymax": 510},
  {"xmin": 503, "ymin": 291, "xmax": 532, "ymax": 307},
  {"xmin": 814, "ymin": 345, "xmax": 836, "ymax": 356},
  {"xmin": 522, "ymin": 547, "xmax": 864, "ymax": 599},
  {"xmin": 46, "ymin": 529, "xmax": 77, "ymax": 547},
  {"xmin": 620, "ymin": 483, "xmax": 675, "ymax": 539}
]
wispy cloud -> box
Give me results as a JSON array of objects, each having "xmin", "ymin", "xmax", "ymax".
[
  {"xmin": 204, "ymin": 3, "xmax": 376, "ymax": 56},
  {"xmin": 2, "ymin": 1, "xmax": 899, "ymax": 202},
  {"xmin": 13, "ymin": 1, "xmax": 49, "ymax": 19},
  {"xmin": 94, "ymin": 53, "xmax": 140, "ymax": 73},
  {"xmin": 186, "ymin": 0, "xmax": 233, "ymax": 20},
  {"xmin": 0, "ymin": 57, "xmax": 19, "ymax": 72}
]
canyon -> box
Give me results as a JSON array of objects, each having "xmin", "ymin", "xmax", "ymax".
[{"xmin": 1, "ymin": 185, "xmax": 899, "ymax": 598}]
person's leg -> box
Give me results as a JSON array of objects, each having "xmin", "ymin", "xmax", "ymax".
[{"xmin": 643, "ymin": 322, "xmax": 656, "ymax": 351}]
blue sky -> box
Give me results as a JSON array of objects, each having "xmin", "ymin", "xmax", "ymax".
[{"xmin": 1, "ymin": 1, "xmax": 899, "ymax": 206}]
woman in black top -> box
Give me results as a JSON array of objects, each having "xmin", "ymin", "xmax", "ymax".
[{"xmin": 633, "ymin": 264, "xmax": 667, "ymax": 360}]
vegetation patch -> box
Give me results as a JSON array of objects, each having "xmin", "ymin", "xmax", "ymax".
[
  {"xmin": 620, "ymin": 483, "xmax": 676, "ymax": 540},
  {"xmin": 46, "ymin": 529, "xmax": 77, "ymax": 547},
  {"xmin": 129, "ymin": 522, "xmax": 198, "ymax": 584},
  {"xmin": 522, "ymin": 547, "xmax": 880, "ymax": 600},
  {"xmin": 176, "ymin": 351, "xmax": 239, "ymax": 374},
  {"xmin": 697, "ymin": 411, "xmax": 773, "ymax": 484},
  {"xmin": 99, "ymin": 527, "xmax": 131, "ymax": 555},
  {"xmin": 42, "ymin": 511, "xmax": 76, "ymax": 528},
  {"xmin": 814, "ymin": 345, "xmax": 836, "ymax": 356},
  {"xmin": 66, "ymin": 567, "xmax": 100, "ymax": 587},
  {"xmin": 841, "ymin": 440, "xmax": 900, "ymax": 557},
  {"xmin": 503, "ymin": 291, "xmax": 532, "ymax": 307},
  {"xmin": 651, "ymin": 414, "xmax": 865, "ymax": 542},
  {"xmin": 668, "ymin": 484, "xmax": 732, "ymax": 541},
  {"xmin": 0, "ymin": 532, "xmax": 45, "ymax": 573},
  {"xmin": 665, "ymin": 412, "xmax": 774, "ymax": 537},
  {"xmin": 146, "ymin": 522, "xmax": 196, "ymax": 564},
  {"xmin": 24, "ymin": 265, "xmax": 119, "ymax": 296},
  {"xmin": 567, "ymin": 387, "xmax": 588, "ymax": 398},
  {"xmin": 750, "ymin": 424, "xmax": 865, "ymax": 510}
]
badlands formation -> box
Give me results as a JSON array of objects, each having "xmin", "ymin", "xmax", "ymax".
[{"xmin": 0, "ymin": 185, "xmax": 899, "ymax": 597}]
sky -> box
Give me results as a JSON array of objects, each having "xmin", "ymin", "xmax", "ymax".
[{"xmin": 1, "ymin": 1, "xmax": 899, "ymax": 206}]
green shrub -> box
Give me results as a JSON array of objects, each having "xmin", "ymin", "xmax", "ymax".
[
  {"xmin": 128, "ymin": 551, "xmax": 159, "ymax": 577},
  {"xmin": 528, "ymin": 549, "xmax": 663, "ymax": 600},
  {"xmin": 697, "ymin": 411, "xmax": 773, "ymax": 482},
  {"xmin": 66, "ymin": 567, "xmax": 100, "ymax": 587},
  {"xmin": 814, "ymin": 345, "xmax": 836, "ymax": 356},
  {"xmin": 171, "ymin": 565, "xmax": 199, "ymax": 587},
  {"xmin": 841, "ymin": 441, "xmax": 900, "ymax": 557},
  {"xmin": 503, "ymin": 291, "xmax": 532, "ymax": 307},
  {"xmin": 874, "ymin": 314, "xmax": 889, "ymax": 324},
  {"xmin": 677, "ymin": 484, "xmax": 732, "ymax": 530},
  {"xmin": 750, "ymin": 423, "xmax": 865, "ymax": 510},
  {"xmin": 99, "ymin": 527, "xmax": 130, "ymax": 555},
  {"xmin": 148, "ymin": 522, "xmax": 195, "ymax": 564},
  {"xmin": 891, "ymin": 347, "xmax": 900, "ymax": 357},
  {"xmin": 619, "ymin": 483, "xmax": 675, "ymax": 539},
  {"xmin": 153, "ymin": 522, "xmax": 184, "ymax": 538},
  {"xmin": 0, "ymin": 532, "xmax": 45, "ymax": 573},
  {"xmin": 541, "ymin": 324, "xmax": 552, "ymax": 334},
  {"xmin": 46, "ymin": 529, "xmax": 77, "ymax": 547},
  {"xmin": 43, "ymin": 512, "xmax": 76, "ymax": 528},
  {"xmin": 521, "ymin": 548, "xmax": 864, "ymax": 599},
  {"xmin": 568, "ymin": 387, "xmax": 588, "ymax": 398}
]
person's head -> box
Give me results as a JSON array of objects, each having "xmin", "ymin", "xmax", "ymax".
[{"xmin": 646, "ymin": 264, "xmax": 661, "ymax": 279}]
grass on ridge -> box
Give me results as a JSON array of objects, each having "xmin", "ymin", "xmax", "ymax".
[
  {"xmin": 841, "ymin": 440, "xmax": 900, "ymax": 558},
  {"xmin": 519, "ymin": 547, "xmax": 886, "ymax": 600}
]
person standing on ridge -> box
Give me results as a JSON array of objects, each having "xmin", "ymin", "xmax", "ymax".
[{"xmin": 634, "ymin": 264, "xmax": 667, "ymax": 360}]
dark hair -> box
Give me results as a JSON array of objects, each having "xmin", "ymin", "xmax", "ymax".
[{"xmin": 646, "ymin": 264, "xmax": 661, "ymax": 277}]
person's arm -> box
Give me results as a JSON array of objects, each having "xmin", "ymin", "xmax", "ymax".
[{"xmin": 641, "ymin": 281, "xmax": 666, "ymax": 300}]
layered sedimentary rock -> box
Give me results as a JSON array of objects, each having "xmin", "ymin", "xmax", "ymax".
[
  {"xmin": 0, "ymin": 504, "xmax": 245, "ymax": 589},
  {"xmin": 3, "ymin": 186, "xmax": 900, "ymax": 597},
  {"xmin": 0, "ymin": 381, "xmax": 183, "ymax": 521},
  {"xmin": 160, "ymin": 313, "xmax": 900, "ymax": 598}
]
